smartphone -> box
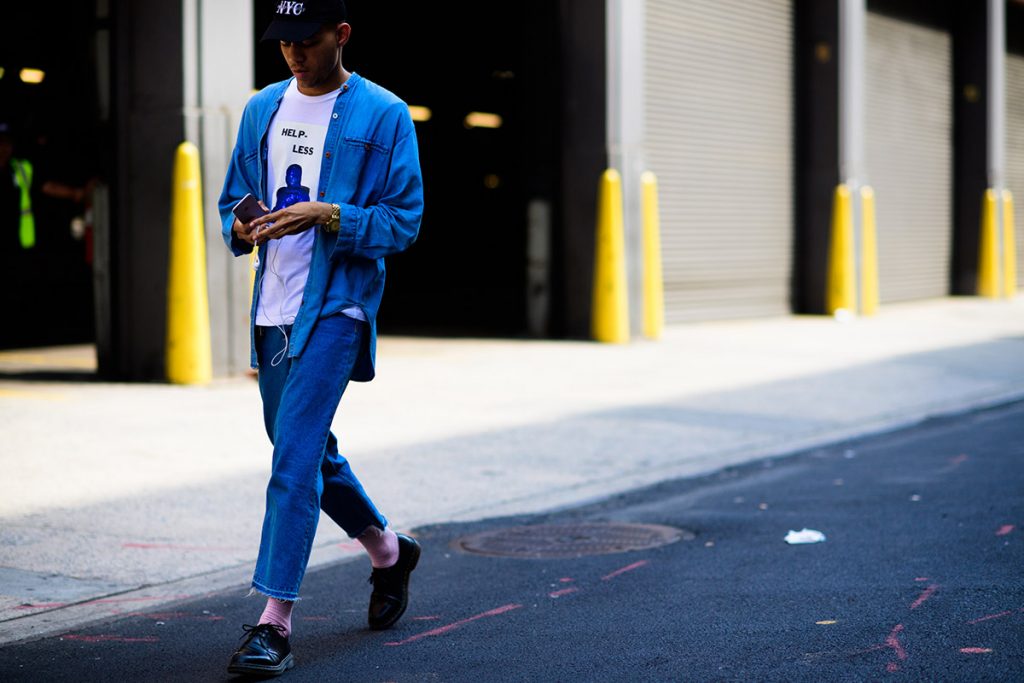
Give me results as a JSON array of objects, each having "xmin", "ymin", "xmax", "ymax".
[{"xmin": 232, "ymin": 193, "xmax": 269, "ymax": 224}]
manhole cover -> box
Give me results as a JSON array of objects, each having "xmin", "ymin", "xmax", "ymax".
[{"xmin": 455, "ymin": 523, "xmax": 693, "ymax": 559}]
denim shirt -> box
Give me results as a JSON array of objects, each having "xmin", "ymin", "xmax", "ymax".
[{"xmin": 218, "ymin": 73, "xmax": 424, "ymax": 381}]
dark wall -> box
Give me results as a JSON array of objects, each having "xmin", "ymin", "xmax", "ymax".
[
  {"xmin": 252, "ymin": 0, "xmax": 600, "ymax": 339},
  {"xmin": 554, "ymin": 0, "xmax": 607, "ymax": 338},
  {"xmin": 254, "ymin": 1, "xmax": 560, "ymax": 337},
  {"xmin": 866, "ymin": 0, "xmax": 952, "ymax": 27},
  {"xmin": 1010, "ymin": 2, "xmax": 1024, "ymax": 55},
  {"xmin": 108, "ymin": 0, "xmax": 186, "ymax": 379},
  {"xmin": 793, "ymin": 0, "xmax": 840, "ymax": 315},
  {"xmin": 951, "ymin": 0, "xmax": 990, "ymax": 295}
]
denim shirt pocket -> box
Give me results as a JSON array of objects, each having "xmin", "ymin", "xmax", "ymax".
[{"xmin": 342, "ymin": 136, "xmax": 391, "ymax": 201}]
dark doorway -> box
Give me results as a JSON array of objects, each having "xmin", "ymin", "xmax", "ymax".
[
  {"xmin": 253, "ymin": 1, "xmax": 561, "ymax": 337},
  {"xmin": 0, "ymin": 1, "xmax": 108, "ymax": 350}
]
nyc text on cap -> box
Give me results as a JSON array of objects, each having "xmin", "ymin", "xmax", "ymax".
[{"xmin": 261, "ymin": 0, "xmax": 348, "ymax": 43}]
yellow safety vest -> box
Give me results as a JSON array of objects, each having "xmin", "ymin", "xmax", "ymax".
[{"xmin": 12, "ymin": 158, "xmax": 35, "ymax": 249}]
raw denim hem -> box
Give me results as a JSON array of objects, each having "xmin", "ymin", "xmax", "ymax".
[{"xmin": 249, "ymin": 581, "xmax": 300, "ymax": 602}]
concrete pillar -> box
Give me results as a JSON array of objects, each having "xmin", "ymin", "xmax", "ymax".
[
  {"xmin": 102, "ymin": 0, "xmax": 252, "ymax": 380},
  {"xmin": 607, "ymin": 0, "xmax": 645, "ymax": 336},
  {"xmin": 987, "ymin": 0, "xmax": 1006, "ymax": 191},
  {"xmin": 184, "ymin": 0, "xmax": 254, "ymax": 376},
  {"xmin": 838, "ymin": 0, "xmax": 866, "ymax": 189}
]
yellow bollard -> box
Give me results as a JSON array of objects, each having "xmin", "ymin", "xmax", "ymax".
[
  {"xmin": 859, "ymin": 186, "xmax": 879, "ymax": 316},
  {"xmin": 591, "ymin": 169, "xmax": 629, "ymax": 343},
  {"xmin": 977, "ymin": 189, "xmax": 1000, "ymax": 298},
  {"xmin": 641, "ymin": 171, "xmax": 665, "ymax": 340},
  {"xmin": 826, "ymin": 184, "xmax": 856, "ymax": 315},
  {"xmin": 1002, "ymin": 190, "xmax": 1017, "ymax": 298},
  {"xmin": 166, "ymin": 142, "xmax": 213, "ymax": 384}
]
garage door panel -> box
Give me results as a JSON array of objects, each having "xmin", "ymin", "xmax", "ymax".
[
  {"xmin": 865, "ymin": 12, "xmax": 952, "ymax": 303},
  {"xmin": 646, "ymin": 0, "xmax": 793, "ymax": 322},
  {"xmin": 1008, "ymin": 53, "xmax": 1024, "ymax": 288}
]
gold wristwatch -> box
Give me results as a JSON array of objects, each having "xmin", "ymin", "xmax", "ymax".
[{"xmin": 324, "ymin": 203, "xmax": 341, "ymax": 233}]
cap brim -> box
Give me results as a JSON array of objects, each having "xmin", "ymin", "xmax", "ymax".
[{"xmin": 261, "ymin": 20, "xmax": 322, "ymax": 42}]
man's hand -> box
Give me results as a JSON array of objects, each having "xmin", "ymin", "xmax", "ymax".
[
  {"xmin": 232, "ymin": 200, "xmax": 270, "ymax": 246},
  {"xmin": 249, "ymin": 202, "xmax": 333, "ymax": 244}
]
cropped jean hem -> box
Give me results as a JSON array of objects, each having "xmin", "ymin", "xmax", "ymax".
[{"xmin": 249, "ymin": 580, "xmax": 300, "ymax": 602}]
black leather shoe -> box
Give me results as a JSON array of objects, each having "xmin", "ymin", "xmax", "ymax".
[
  {"xmin": 368, "ymin": 533, "xmax": 421, "ymax": 630},
  {"xmin": 227, "ymin": 623, "xmax": 294, "ymax": 677}
]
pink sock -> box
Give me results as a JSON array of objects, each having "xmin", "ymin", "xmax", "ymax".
[
  {"xmin": 258, "ymin": 598, "xmax": 294, "ymax": 638},
  {"xmin": 357, "ymin": 526, "xmax": 400, "ymax": 568}
]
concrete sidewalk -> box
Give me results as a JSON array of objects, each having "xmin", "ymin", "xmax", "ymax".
[{"xmin": 1, "ymin": 297, "xmax": 1023, "ymax": 646}]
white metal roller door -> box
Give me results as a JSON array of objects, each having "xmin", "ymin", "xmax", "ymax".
[
  {"xmin": 1007, "ymin": 52, "xmax": 1024, "ymax": 289},
  {"xmin": 864, "ymin": 13, "xmax": 952, "ymax": 302},
  {"xmin": 644, "ymin": 0, "xmax": 793, "ymax": 322}
]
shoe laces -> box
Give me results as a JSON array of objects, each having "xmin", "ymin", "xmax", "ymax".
[
  {"xmin": 368, "ymin": 565, "xmax": 398, "ymax": 587},
  {"xmin": 240, "ymin": 623, "xmax": 287, "ymax": 640}
]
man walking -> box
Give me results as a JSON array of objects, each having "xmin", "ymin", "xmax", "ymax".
[{"xmin": 218, "ymin": 1, "xmax": 424, "ymax": 676}]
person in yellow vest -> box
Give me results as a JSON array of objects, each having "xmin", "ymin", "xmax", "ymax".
[{"xmin": 0, "ymin": 122, "xmax": 89, "ymax": 251}]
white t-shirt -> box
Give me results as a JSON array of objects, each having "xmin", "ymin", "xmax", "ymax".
[{"xmin": 256, "ymin": 79, "xmax": 365, "ymax": 326}]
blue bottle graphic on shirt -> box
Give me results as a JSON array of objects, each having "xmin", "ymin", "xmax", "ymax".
[{"xmin": 273, "ymin": 164, "xmax": 311, "ymax": 211}]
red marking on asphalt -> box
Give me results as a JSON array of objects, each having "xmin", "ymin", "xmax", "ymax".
[
  {"xmin": 122, "ymin": 542, "xmax": 243, "ymax": 552},
  {"xmin": 549, "ymin": 588, "xmax": 579, "ymax": 598},
  {"xmin": 996, "ymin": 525, "xmax": 1014, "ymax": 536},
  {"xmin": 853, "ymin": 644, "xmax": 887, "ymax": 655},
  {"xmin": 384, "ymin": 604, "xmax": 523, "ymax": 646},
  {"xmin": 602, "ymin": 560, "xmax": 649, "ymax": 581},
  {"xmin": 558, "ymin": 578, "xmax": 574, "ymax": 583},
  {"xmin": 337, "ymin": 540, "xmax": 362, "ymax": 552},
  {"xmin": 61, "ymin": 634, "xmax": 160, "ymax": 643},
  {"xmin": 960, "ymin": 647, "xmax": 993, "ymax": 654},
  {"xmin": 884, "ymin": 623, "xmax": 907, "ymax": 672},
  {"xmin": 914, "ymin": 577, "xmax": 930, "ymax": 582},
  {"xmin": 412, "ymin": 616, "xmax": 440, "ymax": 621},
  {"xmin": 909, "ymin": 584, "xmax": 938, "ymax": 610},
  {"xmin": 967, "ymin": 611, "xmax": 1014, "ymax": 625},
  {"xmin": 937, "ymin": 454, "xmax": 969, "ymax": 475}
]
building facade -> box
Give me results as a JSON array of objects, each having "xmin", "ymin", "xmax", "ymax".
[{"xmin": 1, "ymin": 1, "xmax": 1020, "ymax": 380}]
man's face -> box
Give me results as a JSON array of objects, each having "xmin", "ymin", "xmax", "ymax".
[{"xmin": 280, "ymin": 23, "xmax": 349, "ymax": 90}]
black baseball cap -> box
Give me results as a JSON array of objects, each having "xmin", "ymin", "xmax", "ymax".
[{"xmin": 261, "ymin": 0, "xmax": 348, "ymax": 42}]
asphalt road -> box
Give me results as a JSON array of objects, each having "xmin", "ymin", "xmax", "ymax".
[{"xmin": 2, "ymin": 401, "xmax": 1022, "ymax": 682}]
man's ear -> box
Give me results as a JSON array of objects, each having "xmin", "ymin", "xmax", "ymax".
[{"xmin": 337, "ymin": 22, "xmax": 352, "ymax": 47}]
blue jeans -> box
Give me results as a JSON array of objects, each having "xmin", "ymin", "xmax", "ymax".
[{"xmin": 253, "ymin": 314, "xmax": 388, "ymax": 601}]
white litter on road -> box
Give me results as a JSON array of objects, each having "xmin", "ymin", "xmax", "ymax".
[{"xmin": 784, "ymin": 528, "xmax": 827, "ymax": 544}]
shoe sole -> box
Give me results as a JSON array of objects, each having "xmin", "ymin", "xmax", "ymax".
[
  {"xmin": 227, "ymin": 652, "xmax": 295, "ymax": 677},
  {"xmin": 368, "ymin": 537, "xmax": 421, "ymax": 631}
]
